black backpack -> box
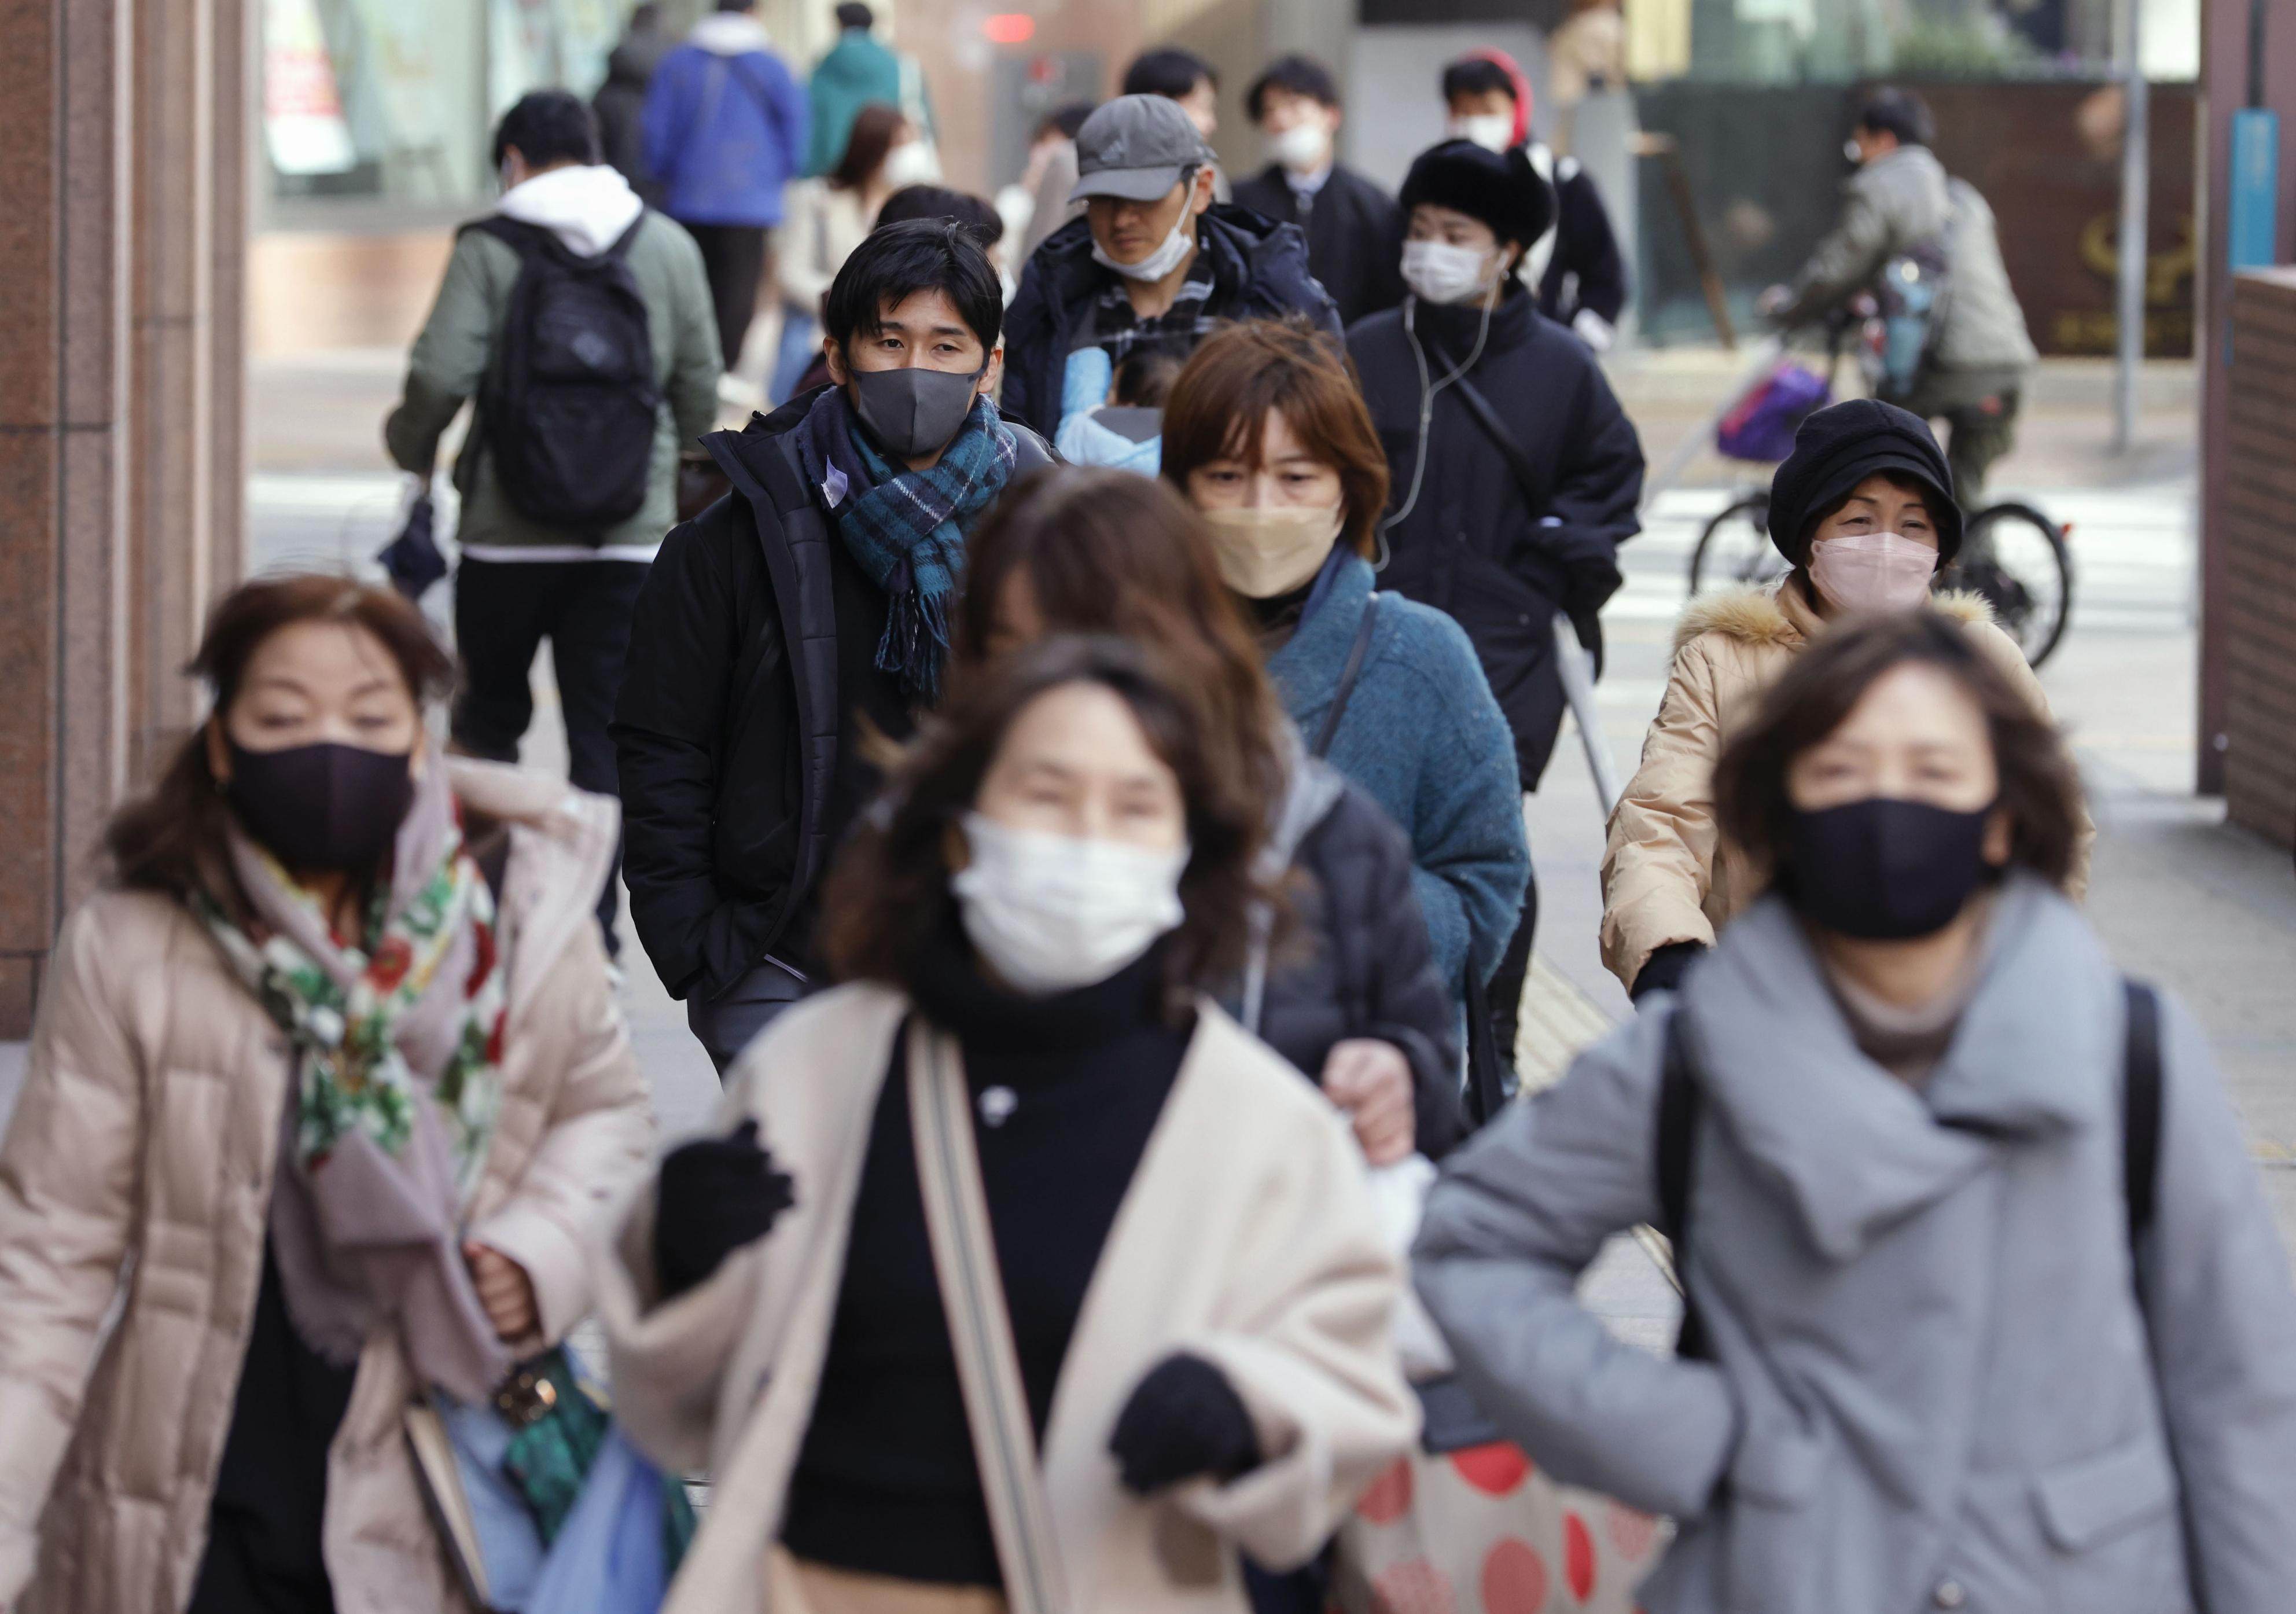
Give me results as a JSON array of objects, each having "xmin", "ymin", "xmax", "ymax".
[
  {"xmin": 465, "ymin": 214, "xmax": 661, "ymax": 531},
  {"xmin": 1656, "ymin": 980, "xmax": 2164, "ymax": 1360}
]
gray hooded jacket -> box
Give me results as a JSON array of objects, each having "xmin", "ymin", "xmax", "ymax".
[
  {"xmin": 1779, "ymin": 144, "xmax": 2038, "ymax": 376},
  {"xmin": 1415, "ymin": 874, "xmax": 2296, "ymax": 1614}
]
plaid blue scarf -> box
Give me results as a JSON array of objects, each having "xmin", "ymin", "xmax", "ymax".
[{"xmin": 793, "ymin": 384, "xmax": 1018, "ymax": 703}]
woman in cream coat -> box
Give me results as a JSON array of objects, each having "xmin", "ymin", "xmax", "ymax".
[
  {"xmin": 1602, "ymin": 399, "xmax": 2088, "ymax": 998},
  {"xmin": 598, "ymin": 637, "xmax": 1416, "ymax": 1614},
  {"xmin": 0, "ymin": 575, "xmax": 652, "ymax": 1613}
]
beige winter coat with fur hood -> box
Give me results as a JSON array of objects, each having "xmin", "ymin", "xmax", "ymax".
[
  {"xmin": 0, "ymin": 760, "xmax": 654, "ymax": 1614},
  {"xmin": 596, "ymin": 983, "xmax": 1418, "ymax": 1614},
  {"xmin": 1600, "ymin": 579, "xmax": 2091, "ymax": 990}
]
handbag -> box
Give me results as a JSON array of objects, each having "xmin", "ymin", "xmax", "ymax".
[
  {"xmin": 525, "ymin": 1426, "xmax": 701, "ymax": 1614},
  {"xmin": 907, "ymin": 1022, "xmax": 1074, "ymax": 1614},
  {"xmin": 404, "ymin": 1347, "xmax": 614, "ymax": 1612},
  {"xmin": 1330, "ymin": 1441, "xmax": 1664, "ymax": 1614}
]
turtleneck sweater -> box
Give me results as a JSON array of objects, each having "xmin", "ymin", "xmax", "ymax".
[{"xmin": 779, "ymin": 930, "xmax": 1193, "ymax": 1586}]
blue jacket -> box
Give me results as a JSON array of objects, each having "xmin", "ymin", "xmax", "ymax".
[
  {"xmin": 1267, "ymin": 550, "xmax": 1528, "ymax": 999},
  {"xmin": 643, "ymin": 34, "xmax": 809, "ymax": 227}
]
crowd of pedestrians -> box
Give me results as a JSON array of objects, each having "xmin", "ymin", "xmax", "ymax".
[{"xmin": 1, "ymin": 24, "xmax": 2292, "ymax": 1614}]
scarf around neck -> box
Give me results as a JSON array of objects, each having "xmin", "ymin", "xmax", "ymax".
[
  {"xmin": 793, "ymin": 382, "xmax": 1018, "ymax": 703},
  {"xmin": 196, "ymin": 753, "xmax": 514, "ymax": 1401}
]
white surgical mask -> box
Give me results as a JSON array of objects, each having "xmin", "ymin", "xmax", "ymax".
[
  {"xmin": 1092, "ymin": 215, "xmax": 1197, "ymax": 282},
  {"xmin": 952, "ymin": 813, "xmax": 1189, "ymax": 996},
  {"xmin": 880, "ymin": 139, "xmax": 941, "ymax": 191},
  {"xmin": 1401, "ymin": 238, "xmax": 1498, "ymax": 306},
  {"xmin": 1445, "ymin": 113, "xmax": 1514, "ymax": 153},
  {"xmin": 1808, "ymin": 531, "xmax": 1939, "ymax": 615},
  {"xmin": 1201, "ymin": 503, "xmax": 1343, "ymax": 598},
  {"xmin": 1268, "ymin": 120, "xmax": 1331, "ymax": 174}
]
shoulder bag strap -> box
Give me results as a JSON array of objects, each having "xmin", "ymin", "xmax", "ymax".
[
  {"xmin": 2122, "ymin": 978, "xmax": 2163, "ymax": 1251},
  {"xmin": 1654, "ymin": 1005, "xmax": 1712, "ymax": 1360},
  {"xmin": 1309, "ymin": 593, "xmax": 1380, "ymax": 760},
  {"xmin": 907, "ymin": 1023, "xmax": 1073, "ymax": 1614}
]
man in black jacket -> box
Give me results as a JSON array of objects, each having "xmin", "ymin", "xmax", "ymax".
[
  {"xmin": 1348, "ymin": 138, "xmax": 1643, "ymax": 1073},
  {"xmin": 1231, "ymin": 54, "xmax": 1406, "ymax": 328},
  {"xmin": 1440, "ymin": 53, "xmax": 1629, "ymax": 351},
  {"xmin": 614, "ymin": 219, "xmax": 1054, "ymax": 1069},
  {"xmin": 1001, "ymin": 93, "xmax": 1340, "ymax": 442}
]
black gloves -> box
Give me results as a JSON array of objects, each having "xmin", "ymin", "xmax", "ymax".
[
  {"xmin": 1108, "ymin": 1353, "xmax": 1260, "ymax": 1495},
  {"xmin": 1631, "ymin": 940, "xmax": 1706, "ymax": 1003},
  {"xmin": 653, "ymin": 1119, "xmax": 797, "ymax": 1301}
]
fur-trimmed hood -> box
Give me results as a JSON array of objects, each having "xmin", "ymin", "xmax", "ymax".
[{"xmin": 1672, "ymin": 578, "xmax": 1992, "ymax": 657}]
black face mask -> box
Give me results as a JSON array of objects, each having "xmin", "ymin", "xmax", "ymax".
[
  {"xmin": 1781, "ymin": 796, "xmax": 1999, "ymax": 941},
  {"xmin": 847, "ymin": 362, "xmax": 985, "ymax": 461},
  {"xmin": 223, "ymin": 739, "xmax": 415, "ymax": 873}
]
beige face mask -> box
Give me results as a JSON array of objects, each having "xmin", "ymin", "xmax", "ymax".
[{"xmin": 1200, "ymin": 504, "xmax": 1344, "ymax": 598}]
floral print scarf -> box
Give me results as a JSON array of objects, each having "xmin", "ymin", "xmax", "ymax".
[{"xmin": 197, "ymin": 753, "xmax": 515, "ymax": 1400}]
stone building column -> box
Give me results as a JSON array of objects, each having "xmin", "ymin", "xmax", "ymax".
[{"xmin": 0, "ymin": 0, "xmax": 248, "ymax": 1036}]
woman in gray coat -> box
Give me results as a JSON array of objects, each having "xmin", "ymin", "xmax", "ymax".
[{"xmin": 1415, "ymin": 609, "xmax": 2296, "ymax": 1614}]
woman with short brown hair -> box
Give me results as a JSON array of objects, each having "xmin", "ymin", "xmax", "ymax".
[
  {"xmin": 599, "ymin": 635, "xmax": 1418, "ymax": 1613},
  {"xmin": 1161, "ymin": 319, "xmax": 1526, "ymax": 1021},
  {"xmin": 1418, "ymin": 611, "xmax": 2296, "ymax": 1614},
  {"xmin": 955, "ymin": 465, "xmax": 1469, "ymax": 1164},
  {"xmin": 0, "ymin": 573, "xmax": 653, "ymax": 1613}
]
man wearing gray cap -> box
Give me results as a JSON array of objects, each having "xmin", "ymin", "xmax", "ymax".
[{"xmin": 1001, "ymin": 92, "xmax": 1340, "ymax": 442}]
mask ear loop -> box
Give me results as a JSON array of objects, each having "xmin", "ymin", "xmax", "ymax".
[{"xmin": 1380, "ymin": 287, "xmax": 1497, "ymax": 550}]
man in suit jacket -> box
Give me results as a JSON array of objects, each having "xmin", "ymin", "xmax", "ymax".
[{"xmin": 1231, "ymin": 55, "xmax": 1406, "ymax": 328}]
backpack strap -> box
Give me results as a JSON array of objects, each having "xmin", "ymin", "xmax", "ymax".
[
  {"xmin": 2123, "ymin": 978, "xmax": 2163, "ymax": 1250},
  {"xmin": 1655, "ymin": 1004, "xmax": 1712, "ymax": 1360},
  {"xmin": 1309, "ymin": 593, "xmax": 1380, "ymax": 760}
]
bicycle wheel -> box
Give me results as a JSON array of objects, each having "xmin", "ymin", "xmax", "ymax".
[
  {"xmin": 1688, "ymin": 494, "xmax": 1789, "ymax": 597},
  {"xmin": 1948, "ymin": 502, "xmax": 2073, "ymax": 669}
]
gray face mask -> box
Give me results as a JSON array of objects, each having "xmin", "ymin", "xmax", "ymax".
[{"xmin": 847, "ymin": 362, "xmax": 987, "ymax": 460}]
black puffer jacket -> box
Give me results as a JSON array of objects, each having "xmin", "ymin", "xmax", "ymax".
[
  {"xmin": 1346, "ymin": 285, "xmax": 1643, "ymax": 788},
  {"xmin": 1000, "ymin": 205, "xmax": 1342, "ymax": 439},
  {"xmin": 1239, "ymin": 756, "xmax": 1467, "ymax": 1160},
  {"xmin": 612, "ymin": 392, "xmax": 1052, "ymax": 1002}
]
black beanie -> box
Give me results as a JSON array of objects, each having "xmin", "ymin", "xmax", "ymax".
[
  {"xmin": 1767, "ymin": 398, "xmax": 1964, "ymax": 567},
  {"xmin": 1398, "ymin": 139, "xmax": 1555, "ymax": 253}
]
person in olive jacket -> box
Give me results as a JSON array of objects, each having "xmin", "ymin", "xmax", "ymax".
[{"xmin": 613, "ymin": 219, "xmax": 1052, "ymax": 1072}]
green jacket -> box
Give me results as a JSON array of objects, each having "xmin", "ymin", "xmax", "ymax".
[
  {"xmin": 385, "ymin": 208, "xmax": 721, "ymax": 555},
  {"xmin": 805, "ymin": 30, "xmax": 932, "ymax": 177}
]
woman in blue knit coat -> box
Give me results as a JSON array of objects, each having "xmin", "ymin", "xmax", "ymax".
[{"xmin": 1162, "ymin": 319, "xmax": 1528, "ymax": 1006}]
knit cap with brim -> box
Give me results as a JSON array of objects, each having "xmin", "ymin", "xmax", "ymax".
[
  {"xmin": 1766, "ymin": 398, "xmax": 1964, "ymax": 568},
  {"xmin": 1397, "ymin": 139, "xmax": 1554, "ymax": 251}
]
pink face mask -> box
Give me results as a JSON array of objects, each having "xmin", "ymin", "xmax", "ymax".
[{"xmin": 1808, "ymin": 531, "xmax": 1938, "ymax": 615}]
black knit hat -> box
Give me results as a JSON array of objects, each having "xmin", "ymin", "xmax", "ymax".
[
  {"xmin": 1767, "ymin": 398, "xmax": 1964, "ymax": 567},
  {"xmin": 1398, "ymin": 139, "xmax": 1554, "ymax": 252}
]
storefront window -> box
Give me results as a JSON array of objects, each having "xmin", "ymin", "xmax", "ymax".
[
  {"xmin": 263, "ymin": 0, "xmax": 634, "ymax": 214},
  {"xmin": 1628, "ymin": 0, "xmax": 2198, "ymax": 86}
]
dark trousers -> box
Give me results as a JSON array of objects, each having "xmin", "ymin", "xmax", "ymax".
[
  {"xmin": 1887, "ymin": 366, "xmax": 2023, "ymax": 512},
  {"xmin": 1486, "ymin": 852, "xmax": 1539, "ymax": 1079},
  {"xmin": 684, "ymin": 220, "xmax": 770, "ymax": 371},
  {"xmin": 452, "ymin": 556, "xmax": 649, "ymax": 953},
  {"xmin": 687, "ymin": 957, "xmax": 807, "ymax": 1075}
]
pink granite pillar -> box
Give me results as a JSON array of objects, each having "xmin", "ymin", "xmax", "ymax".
[{"xmin": 0, "ymin": 0, "xmax": 248, "ymax": 1036}]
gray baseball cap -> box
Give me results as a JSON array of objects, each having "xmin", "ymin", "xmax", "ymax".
[{"xmin": 1069, "ymin": 94, "xmax": 1213, "ymax": 204}]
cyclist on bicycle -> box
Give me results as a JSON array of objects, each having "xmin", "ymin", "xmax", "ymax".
[{"xmin": 1759, "ymin": 89, "xmax": 2036, "ymax": 511}]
